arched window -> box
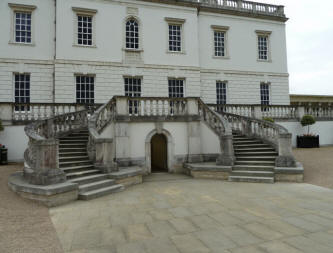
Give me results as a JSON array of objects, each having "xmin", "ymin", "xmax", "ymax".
[{"xmin": 126, "ymin": 18, "xmax": 139, "ymax": 49}]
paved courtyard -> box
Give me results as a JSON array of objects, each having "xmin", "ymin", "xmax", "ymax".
[{"xmin": 50, "ymin": 174, "xmax": 333, "ymax": 253}]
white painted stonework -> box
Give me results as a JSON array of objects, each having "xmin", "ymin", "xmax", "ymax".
[{"xmin": 0, "ymin": 0, "xmax": 290, "ymax": 105}]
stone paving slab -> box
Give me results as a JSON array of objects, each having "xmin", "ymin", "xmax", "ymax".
[{"xmin": 50, "ymin": 175, "xmax": 333, "ymax": 253}]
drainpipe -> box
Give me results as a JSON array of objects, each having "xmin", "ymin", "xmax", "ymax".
[{"xmin": 52, "ymin": 0, "xmax": 57, "ymax": 106}]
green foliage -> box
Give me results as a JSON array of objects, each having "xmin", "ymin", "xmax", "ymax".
[
  {"xmin": 301, "ymin": 115, "xmax": 316, "ymax": 127},
  {"xmin": 301, "ymin": 115, "xmax": 316, "ymax": 135},
  {"xmin": 0, "ymin": 119, "xmax": 4, "ymax": 131},
  {"xmin": 263, "ymin": 117, "xmax": 275, "ymax": 123}
]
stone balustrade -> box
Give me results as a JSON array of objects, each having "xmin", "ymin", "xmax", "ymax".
[
  {"xmin": 190, "ymin": 0, "xmax": 285, "ymax": 17},
  {"xmin": 0, "ymin": 102, "xmax": 98, "ymax": 123},
  {"xmin": 209, "ymin": 104, "xmax": 333, "ymax": 120}
]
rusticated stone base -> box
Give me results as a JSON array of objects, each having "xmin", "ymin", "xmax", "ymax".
[
  {"xmin": 116, "ymin": 175, "xmax": 143, "ymax": 187},
  {"xmin": 274, "ymin": 162, "xmax": 304, "ymax": 183},
  {"xmin": 275, "ymin": 173, "xmax": 304, "ymax": 183},
  {"xmin": 23, "ymin": 166, "xmax": 66, "ymax": 185},
  {"xmin": 9, "ymin": 172, "xmax": 78, "ymax": 207},
  {"xmin": 191, "ymin": 171, "xmax": 229, "ymax": 180}
]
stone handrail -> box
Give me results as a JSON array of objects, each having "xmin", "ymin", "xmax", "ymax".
[{"xmin": 197, "ymin": 98, "xmax": 235, "ymax": 165}]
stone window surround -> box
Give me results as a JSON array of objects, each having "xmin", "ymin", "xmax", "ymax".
[
  {"xmin": 72, "ymin": 7, "xmax": 97, "ymax": 48},
  {"xmin": 165, "ymin": 17, "xmax": 186, "ymax": 54},
  {"xmin": 8, "ymin": 3, "xmax": 37, "ymax": 46},
  {"xmin": 211, "ymin": 25, "xmax": 230, "ymax": 59},
  {"xmin": 168, "ymin": 78, "xmax": 186, "ymax": 98},
  {"xmin": 123, "ymin": 15, "xmax": 143, "ymax": 53},
  {"xmin": 256, "ymin": 30, "xmax": 272, "ymax": 62},
  {"xmin": 74, "ymin": 74, "xmax": 95, "ymax": 104},
  {"xmin": 13, "ymin": 72, "xmax": 31, "ymax": 111}
]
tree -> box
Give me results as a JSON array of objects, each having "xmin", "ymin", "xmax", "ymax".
[{"xmin": 301, "ymin": 115, "xmax": 316, "ymax": 135}]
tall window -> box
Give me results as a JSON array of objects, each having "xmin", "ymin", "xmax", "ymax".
[
  {"xmin": 260, "ymin": 83, "xmax": 270, "ymax": 105},
  {"xmin": 124, "ymin": 77, "xmax": 141, "ymax": 114},
  {"xmin": 258, "ymin": 35, "xmax": 268, "ymax": 60},
  {"xmin": 168, "ymin": 24, "xmax": 182, "ymax": 52},
  {"xmin": 14, "ymin": 12, "xmax": 32, "ymax": 43},
  {"xmin": 216, "ymin": 81, "xmax": 227, "ymax": 105},
  {"xmin": 126, "ymin": 18, "xmax": 139, "ymax": 49},
  {"xmin": 76, "ymin": 76, "xmax": 94, "ymax": 104},
  {"xmin": 256, "ymin": 30, "xmax": 271, "ymax": 61},
  {"xmin": 77, "ymin": 15, "xmax": 93, "ymax": 46},
  {"xmin": 214, "ymin": 31, "xmax": 225, "ymax": 57},
  {"xmin": 14, "ymin": 74, "xmax": 30, "ymax": 111},
  {"xmin": 168, "ymin": 79, "xmax": 184, "ymax": 98}
]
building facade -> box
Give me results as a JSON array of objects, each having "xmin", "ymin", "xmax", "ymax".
[{"xmin": 0, "ymin": 0, "xmax": 290, "ymax": 106}]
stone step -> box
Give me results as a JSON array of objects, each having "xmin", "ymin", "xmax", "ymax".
[
  {"xmin": 58, "ymin": 147, "xmax": 87, "ymax": 153},
  {"xmin": 234, "ymin": 147, "xmax": 276, "ymax": 152},
  {"xmin": 234, "ymin": 143, "xmax": 271, "ymax": 148},
  {"xmin": 59, "ymin": 152, "xmax": 88, "ymax": 157},
  {"xmin": 109, "ymin": 167, "xmax": 143, "ymax": 179},
  {"xmin": 228, "ymin": 176, "xmax": 274, "ymax": 183},
  {"xmin": 68, "ymin": 133, "xmax": 89, "ymax": 137},
  {"xmin": 233, "ymin": 140, "xmax": 263, "ymax": 144},
  {"xmin": 235, "ymin": 160, "xmax": 275, "ymax": 166},
  {"xmin": 230, "ymin": 170, "xmax": 274, "ymax": 177},
  {"xmin": 79, "ymin": 179, "xmax": 116, "ymax": 193},
  {"xmin": 66, "ymin": 169, "xmax": 100, "ymax": 179},
  {"xmin": 234, "ymin": 151, "xmax": 278, "ymax": 156},
  {"xmin": 59, "ymin": 143, "xmax": 87, "ymax": 148},
  {"xmin": 78, "ymin": 184, "xmax": 124, "ymax": 200},
  {"xmin": 69, "ymin": 174, "xmax": 108, "ymax": 185},
  {"xmin": 236, "ymin": 156, "xmax": 277, "ymax": 161},
  {"xmin": 59, "ymin": 156, "xmax": 89, "ymax": 162},
  {"xmin": 60, "ymin": 136, "xmax": 88, "ymax": 140},
  {"xmin": 59, "ymin": 160, "xmax": 91, "ymax": 168},
  {"xmin": 233, "ymin": 137, "xmax": 256, "ymax": 141},
  {"xmin": 59, "ymin": 140, "xmax": 88, "ymax": 144},
  {"xmin": 232, "ymin": 165, "xmax": 275, "ymax": 171}
]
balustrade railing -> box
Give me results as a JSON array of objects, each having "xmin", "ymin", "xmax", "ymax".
[
  {"xmin": 127, "ymin": 97, "xmax": 188, "ymax": 116},
  {"xmin": 200, "ymin": 0, "xmax": 285, "ymax": 17}
]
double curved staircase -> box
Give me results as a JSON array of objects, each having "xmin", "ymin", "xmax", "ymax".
[{"xmin": 17, "ymin": 96, "xmax": 298, "ymax": 204}]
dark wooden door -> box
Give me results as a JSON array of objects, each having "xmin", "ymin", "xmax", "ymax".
[{"xmin": 151, "ymin": 134, "xmax": 167, "ymax": 172}]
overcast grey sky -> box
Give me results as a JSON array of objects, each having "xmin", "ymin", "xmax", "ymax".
[{"xmin": 255, "ymin": 0, "xmax": 333, "ymax": 95}]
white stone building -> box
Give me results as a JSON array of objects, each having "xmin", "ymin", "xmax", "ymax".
[{"xmin": 0, "ymin": 0, "xmax": 290, "ymax": 106}]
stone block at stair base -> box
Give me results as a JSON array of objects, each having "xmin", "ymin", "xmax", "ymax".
[
  {"xmin": 274, "ymin": 162, "xmax": 304, "ymax": 183},
  {"xmin": 116, "ymin": 175, "xmax": 143, "ymax": 187},
  {"xmin": 184, "ymin": 163, "xmax": 231, "ymax": 180},
  {"xmin": 191, "ymin": 171, "xmax": 229, "ymax": 180},
  {"xmin": 8, "ymin": 172, "xmax": 78, "ymax": 207}
]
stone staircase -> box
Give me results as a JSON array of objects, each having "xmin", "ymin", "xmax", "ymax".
[
  {"xmin": 229, "ymin": 132, "xmax": 278, "ymax": 183},
  {"xmin": 59, "ymin": 129, "xmax": 124, "ymax": 200}
]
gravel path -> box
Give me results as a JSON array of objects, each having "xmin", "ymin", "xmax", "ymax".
[
  {"xmin": 0, "ymin": 164, "xmax": 63, "ymax": 253},
  {"xmin": 293, "ymin": 146, "xmax": 333, "ymax": 189}
]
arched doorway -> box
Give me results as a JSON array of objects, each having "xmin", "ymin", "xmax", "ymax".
[{"xmin": 151, "ymin": 134, "xmax": 168, "ymax": 172}]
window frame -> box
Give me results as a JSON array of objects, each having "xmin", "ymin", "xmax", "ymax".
[
  {"xmin": 165, "ymin": 17, "xmax": 186, "ymax": 54},
  {"xmin": 13, "ymin": 73, "xmax": 31, "ymax": 112},
  {"xmin": 75, "ymin": 74, "xmax": 95, "ymax": 104},
  {"xmin": 256, "ymin": 30, "xmax": 272, "ymax": 62},
  {"xmin": 168, "ymin": 78, "xmax": 185, "ymax": 98},
  {"xmin": 72, "ymin": 7, "xmax": 97, "ymax": 48},
  {"xmin": 211, "ymin": 25, "xmax": 229, "ymax": 59},
  {"xmin": 216, "ymin": 81, "xmax": 228, "ymax": 105},
  {"xmin": 8, "ymin": 3, "xmax": 36, "ymax": 46},
  {"xmin": 260, "ymin": 82, "xmax": 271, "ymax": 106},
  {"xmin": 124, "ymin": 16, "xmax": 142, "ymax": 52}
]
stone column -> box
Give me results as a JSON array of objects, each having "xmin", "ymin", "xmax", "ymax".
[
  {"xmin": 275, "ymin": 133, "xmax": 296, "ymax": 167},
  {"xmin": 296, "ymin": 105, "xmax": 305, "ymax": 120},
  {"xmin": 216, "ymin": 134, "xmax": 235, "ymax": 166},
  {"xmin": 187, "ymin": 98, "xmax": 199, "ymax": 115},
  {"xmin": 115, "ymin": 122, "xmax": 131, "ymax": 166},
  {"xmin": 0, "ymin": 103, "xmax": 13, "ymax": 125},
  {"xmin": 24, "ymin": 139, "xmax": 66, "ymax": 185}
]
